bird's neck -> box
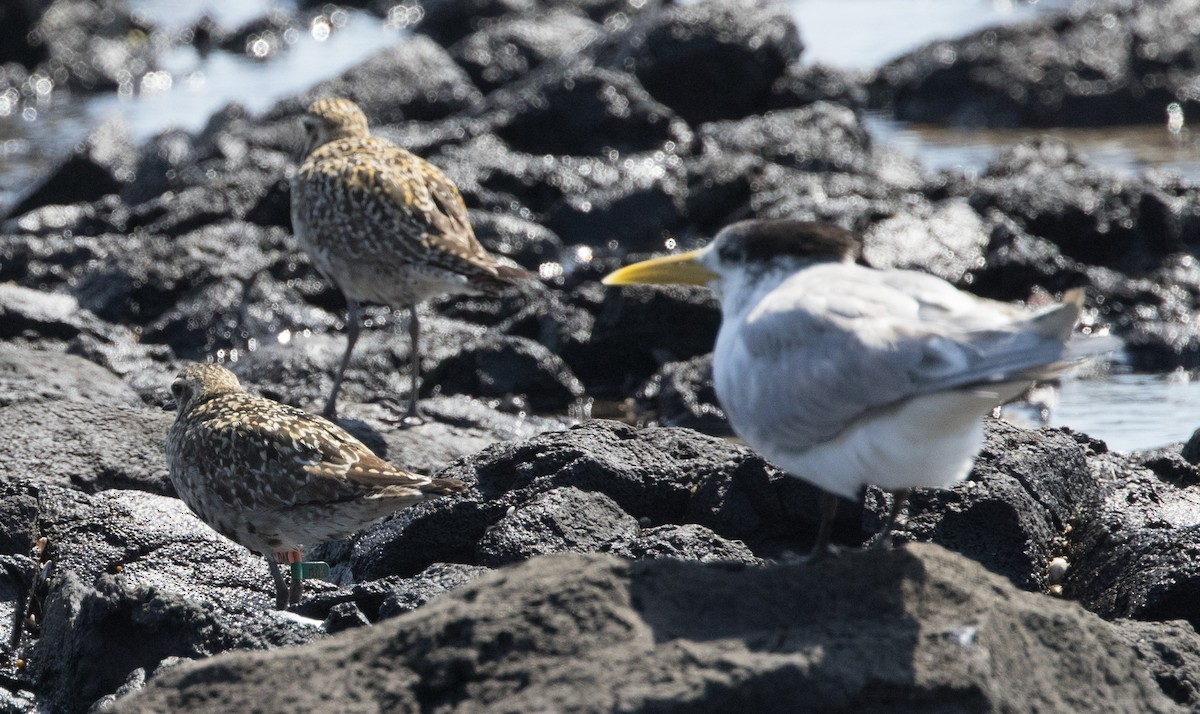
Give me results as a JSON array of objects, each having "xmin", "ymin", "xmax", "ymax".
[{"xmin": 715, "ymin": 262, "xmax": 804, "ymax": 321}]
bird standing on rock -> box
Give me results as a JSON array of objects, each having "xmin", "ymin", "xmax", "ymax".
[
  {"xmin": 290, "ymin": 97, "xmax": 531, "ymax": 422},
  {"xmin": 603, "ymin": 219, "xmax": 1117, "ymax": 558},
  {"xmin": 164, "ymin": 363, "xmax": 466, "ymax": 608}
]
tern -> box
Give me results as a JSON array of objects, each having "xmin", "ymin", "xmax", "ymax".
[{"xmin": 603, "ymin": 218, "xmax": 1116, "ymax": 558}]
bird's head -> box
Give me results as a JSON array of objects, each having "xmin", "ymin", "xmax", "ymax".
[
  {"xmin": 299, "ymin": 97, "xmax": 370, "ymax": 157},
  {"xmin": 601, "ymin": 219, "xmax": 860, "ymax": 291},
  {"xmin": 167, "ymin": 364, "xmax": 244, "ymax": 415}
]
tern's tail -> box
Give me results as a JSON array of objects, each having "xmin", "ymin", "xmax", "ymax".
[{"xmin": 1026, "ymin": 287, "xmax": 1122, "ymax": 373}]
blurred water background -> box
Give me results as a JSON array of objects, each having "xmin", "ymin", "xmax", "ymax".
[{"xmin": 2, "ymin": 0, "xmax": 1197, "ymax": 451}]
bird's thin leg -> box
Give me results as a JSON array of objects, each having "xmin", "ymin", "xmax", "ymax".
[
  {"xmin": 871, "ymin": 488, "xmax": 912, "ymax": 551},
  {"xmin": 265, "ymin": 555, "xmax": 289, "ymax": 610},
  {"xmin": 272, "ymin": 549, "xmax": 304, "ymax": 608},
  {"xmin": 405, "ymin": 303, "xmax": 424, "ymax": 422},
  {"xmin": 324, "ymin": 298, "xmax": 362, "ymax": 420},
  {"xmin": 288, "ymin": 567, "xmax": 304, "ymax": 607},
  {"xmin": 807, "ymin": 491, "xmax": 840, "ymax": 563}
]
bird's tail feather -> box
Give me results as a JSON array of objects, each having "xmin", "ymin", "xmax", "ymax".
[{"xmin": 422, "ymin": 477, "xmax": 468, "ymax": 495}]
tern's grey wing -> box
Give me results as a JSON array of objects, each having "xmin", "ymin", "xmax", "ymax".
[{"xmin": 728, "ymin": 265, "xmax": 1081, "ymax": 449}]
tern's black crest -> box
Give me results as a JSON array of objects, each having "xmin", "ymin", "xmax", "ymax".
[{"xmin": 714, "ymin": 219, "xmax": 860, "ymax": 265}]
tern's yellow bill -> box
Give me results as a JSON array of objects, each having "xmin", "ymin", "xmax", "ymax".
[{"xmin": 601, "ymin": 249, "xmax": 718, "ymax": 286}]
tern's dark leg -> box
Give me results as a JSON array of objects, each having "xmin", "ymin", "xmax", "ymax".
[
  {"xmin": 323, "ymin": 298, "xmax": 362, "ymax": 420},
  {"xmin": 265, "ymin": 556, "xmax": 289, "ymax": 610},
  {"xmin": 405, "ymin": 303, "xmax": 423, "ymax": 421},
  {"xmin": 807, "ymin": 491, "xmax": 840, "ymax": 563},
  {"xmin": 871, "ymin": 488, "xmax": 912, "ymax": 551}
]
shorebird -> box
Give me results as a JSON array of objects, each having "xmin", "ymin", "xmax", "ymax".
[
  {"xmin": 603, "ymin": 218, "xmax": 1117, "ymax": 557},
  {"xmin": 291, "ymin": 97, "xmax": 531, "ymax": 421},
  {"xmin": 164, "ymin": 363, "xmax": 466, "ymax": 608}
]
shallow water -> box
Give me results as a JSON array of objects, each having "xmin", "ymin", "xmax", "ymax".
[{"xmin": 1, "ymin": 0, "xmax": 1197, "ymax": 450}]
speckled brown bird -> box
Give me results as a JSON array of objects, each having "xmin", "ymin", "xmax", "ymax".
[
  {"xmin": 164, "ymin": 363, "xmax": 465, "ymax": 609},
  {"xmin": 291, "ymin": 97, "xmax": 531, "ymax": 422}
]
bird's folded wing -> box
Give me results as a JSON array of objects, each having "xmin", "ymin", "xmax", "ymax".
[
  {"xmin": 736, "ymin": 268, "xmax": 1105, "ymax": 449},
  {"xmin": 353, "ymin": 142, "xmax": 496, "ymax": 275},
  {"xmin": 188, "ymin": 405, "xmax": 428, "ymax": 510}
]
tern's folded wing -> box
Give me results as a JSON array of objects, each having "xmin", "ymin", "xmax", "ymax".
[{"xmin": 727, "ymin": 266, "xmax": 1093, "ymax": 449}]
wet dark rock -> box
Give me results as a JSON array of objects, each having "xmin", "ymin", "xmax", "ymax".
[
  {"xmin": 698, "ymin": 102, "xmax": 873, "ymax": 177},
  {"xmin": 226, "ymin": 308, "xmax": 517, "ymax": 416},
  {"xmin": 0, "ymin": 0, "xmax": 52, "ymax": 68},
  {"xmin": 438, "ymin": 132, "xmax": 690, "ymax": 251},
  {"xmin": 964, "ymin": 209, "xmax": 1089, "ymax": 302},
  {"xmin": 218, "ymin": 9, "xmax": 298, "ymax": 61},
  {"xmin": 467, "ymin": 210, "xmax": 563, "ymax": 267},
  {"xmin": 482, "ymin": 62, "xmax": 692, "ymax": 157},
  {"xmin": 30, "ymin": 570, "xmax": 319, "ymax": 714},
  {"xmin": 576, "ymin": 284, "xmax": 718, "ymax": 399},
  {"xmin": 423, "ymin": 333, "xmax": 585, "ymax": 412},
  {"xmin": 635, "ymin": 353, "xmax": 729, "ymax": 436},
  {"xmin": 120, "ymin": 129, "xmax": 196, "ymax": 207},
  {"xmin": 113, "ymin": 546, "xmax": 1179, "ymax": 713},
  {"xmin": 376, "ymin": 562, "xmax": 490, "ymax": 620},
  {"xmin": 414, "ymin": 0, "xmax": 539, "ymax": 47},
  {"xmin": 880, "ymin": 419, "xmax": 1098, "ymax": 592},
  {"xmin": 769, "ymin": 62, "xmax": 869, "ymax": 112},
  {"xmin": 749, "ymin": 164, "xmax": 920, "ymax": 232},
  {"xmin": 969, "ymin": 138, "xmax": 1186, "ymax": 273},
  {"xmin": 863, "ymin": 198, "xmax": 988, "ymax": 284},
  {"xmin": 1117, "ymin": 619, "xmax": 1200, "ymax": 708},
  {"xmin": 0, "ymin": 283, "xmax": 127, "ymax": 351},
  {"xmin": 0, "ymin": 348, "xmax": 140, "ymax": 408},
  {"xmin": 18, "ymin": 483, "xmax": 326, "ymax": 713},
  {"xmin": 1084, "ymin": 260, "xmax": 1200, "ymax": 371},
  {"xmin": 616, "ymin": 522, "xmax": 759, "ymax": 564},
  {"xmin": 0, "ymin": 400, "xmax": 172, "ymax": 495},
  {"xmin": 1183, "ymin": 429, "xmax": 1200, "ymax": 465},
  {"xmin": 63, "ymin": 224, "xmax": 286, "ymax": 329},
  {"xmin": 450, "ymin": 10, "xmax": 604, "ymax": 93},
  {"xmin": 1068, "ymin": 444, "xmax": 1200, "ymax": 631},
  {"xmin": 276, "ymin": 35, "xmax": 482, "ymax": 124},
  {"xmin": 871, "ymin": 1, "xmax": 1200, "ymax": 128},
  {"xmin": 29, "ymin": 0, "xmax": 159, "ymax": 93},
  {"xmin": 321, "ymin": 602, "xmax": 370, "ymax": 633},
  {"xmin": 616, "ymin": 0, "xmax": 804, "ymax": 125},
  {"xmin": 352, "ymin": 420, "xmax": 860, "ymax": 582},
  {"xmin": 478, "ymin": 486, "xmax": 639, "ymax": 565},
  {"xmin": 5, "ymin": 119, "xmax": 135, "ymax": 220}
]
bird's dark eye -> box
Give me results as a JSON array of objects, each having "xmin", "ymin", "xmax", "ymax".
[{"xmin": 171, "ymin": 382, "xmax": 185, "ymax": 399}]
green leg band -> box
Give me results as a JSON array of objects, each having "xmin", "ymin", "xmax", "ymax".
[{"xmin": 291, "ymin": 561, "xmax": 331, "ymax": 581}]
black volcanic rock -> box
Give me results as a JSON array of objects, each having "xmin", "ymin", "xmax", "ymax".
[
  {"xmin": 1067, "ymin": 443, "xmax": 1200, "ymax": 631},
  {"xmin": 450, "ymin": 10, "xmax": 604, "ymax": 93},
  {"xmin": 5, "ymin": 119, "xmax": 135, "ymax": 220},
  {"xmin": 0, "ymin": 400, "xmax": 173, "ymax": 494},
  {"xmin": 276, "ymin": 35, "xmax": 483, "ymax": 124},
  {"xmin": 112, "ymin": 546, "xmax": 1179, "ymax": 713},
  {"xmin": 871, "ymin": 0, "xmax": 1200, "ymax": 128},
  {"xmin": 28, "ymin": 0, "xmax": 160, "ymax": 93},
  {"xmin": 617, "ymin": 0, "xmax": 804, "ymax": 124},
  {"xmin": 422, "ymin": 333, "xmax": 585, "ymax": 411},
  {"xmin": 635, "ymin": 352, "xmax": 729, "ymax": 436}
]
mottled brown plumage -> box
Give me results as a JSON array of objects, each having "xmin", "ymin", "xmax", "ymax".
[
  {"xmin": 291, "ymin": 97, "xmax": 530, "ymax": 421},
  {"xmin": 164, "ymin": 363, "xmax": 465, "ymax": 608}
]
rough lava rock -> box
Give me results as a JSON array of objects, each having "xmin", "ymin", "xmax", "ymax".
[
  {"xmin": 111, "ymin": 546, "xmax": 1178, "ymax": 713},
  {"xmin": 871, "ymin": 0, "xmax": 1200, "ymax": 128}
]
